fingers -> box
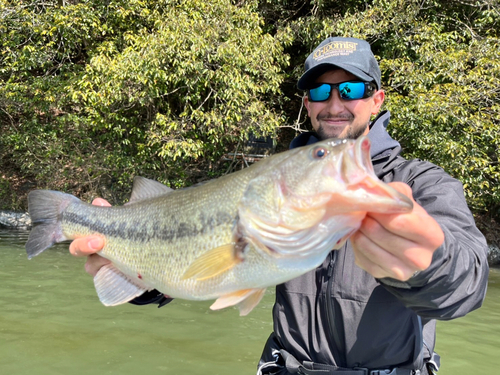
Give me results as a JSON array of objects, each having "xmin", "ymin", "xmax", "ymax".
[
  {"xmin": 69, "ymin": 236, "xmax": 105, "ymax": 256},
  {"xmin": 92, "ymin": 198, "xmax": 111, "ymax": 207},
  {"xmin": 84, "ymin": 254, "xmax": 111, "ymax": 277},
  {"xmin": 350, "ymin": 182, "xmax": 444, "ymax": 281},
  {"xmin": 359, "ymin": 214, "xmax": 435, "ymax": 271},
  {"xmin": 366, "ymin": 206, "xmax": 444, "ymax": 251},
  {"xmin": 68, "ymin": 197, "xmax": 110, "ymax": 257},
  {"xmin": 351, "ymin": 227, "xmax": 421, "ymax": 281},
  {"xmin": 387, "ymin": 181, "xmax": 413, "ymax": 198},
  {"xmin": 352, "ymin": 239, "xmax": 403, "ymax": 279},
  {"xmin": 379, "ymin": 182, "xmax": 444, "ymax": 250}
]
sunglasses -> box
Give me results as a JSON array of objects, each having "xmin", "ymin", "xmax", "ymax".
[{"xmin": 307, "ymin": 81, "xmax": 377, "ymax": 102}]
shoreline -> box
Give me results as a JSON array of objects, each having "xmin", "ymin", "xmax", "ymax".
[
  {"xmin": 0, "ymin": 210, "xmax": 32, "ymax": 230},
  {"xmin": 2, "ymin": 209, "xmax": 499, "ymax": 267}
]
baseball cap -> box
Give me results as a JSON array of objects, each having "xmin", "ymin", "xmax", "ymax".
[{"xmin": 298, "ymin": 37, "xmax": 381, "ymax": 90}]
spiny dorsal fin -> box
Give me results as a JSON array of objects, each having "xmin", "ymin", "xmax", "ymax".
[
  {"xmin": 210, "ymin": 288, "xmax": 266, "ymax": 316},
  {"xmin": 127, "ymin": 176, "xmax": 173, "ymax": 204},
  {"xmin": 180, "ymin": 244, "xmax": 241, "ymax": 281}
]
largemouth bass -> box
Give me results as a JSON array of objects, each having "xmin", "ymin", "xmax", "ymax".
[{"xmin": 26, "ymin": 137, "xmax": 412, "ymax": 315}]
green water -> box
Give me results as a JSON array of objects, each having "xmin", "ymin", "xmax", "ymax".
[{"xmin": 1, "ymin": 229, "xmax": 499, "ymax": 374}]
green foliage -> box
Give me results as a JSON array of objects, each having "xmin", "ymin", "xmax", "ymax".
[
  {"xmin": 1, "ymin": 0, "xmax": 499, "ymax": 220},
  {"xmin": 383, "ymin": 30, "xmax": 499, "ymax": 213},
  {"xmin": 271, "ymin": 0, "xmax": 500, "ymax": 215},
  {"xmin": 0, "ymin": 175, "xmax": 17, "ymax": 211},
  {"xmin": 0, "ymin": 0, "xmax": 288, "ymax": 203}
]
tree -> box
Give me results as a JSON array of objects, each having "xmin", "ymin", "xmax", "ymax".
[
  {"xmin": 0, "ymin": 0, "xmax": 289, "ymax": 204},
  {"xmin": 1, "ymin": 0, "xmax": 498, "ymax": 223},
  {"xmin": 269, "ymin": 0, "xmax": 500, "ymax": 216}
]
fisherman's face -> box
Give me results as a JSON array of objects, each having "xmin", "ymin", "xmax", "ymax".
[{"xmin": 303, "ymin": 69, "xmax": 385, "ymax": 140}]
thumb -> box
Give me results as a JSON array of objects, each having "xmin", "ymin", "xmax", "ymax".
[{"xmin": 387, "ymin": 181, "xmax": 414, "ymax": 201}]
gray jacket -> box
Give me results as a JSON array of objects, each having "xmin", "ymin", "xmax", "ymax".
[{"xmin": 258, "ymin": 111, "xmax": 489, "ymax": 373}]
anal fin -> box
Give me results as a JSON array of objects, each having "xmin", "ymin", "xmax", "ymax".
[
  {"xmin": 94, "ymin": 264, "xmax": 150, "ymax": 306},
  {"xmin": 210, "ymin": 288, "xmax": 266, "ymax": 316}
]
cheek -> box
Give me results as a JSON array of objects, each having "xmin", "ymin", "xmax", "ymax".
[
  {"xmin": 307, "ymin": 103, "xmax": 323, "ymax": 118},
  {"xmin": 347, "ymin": 101, "xmax": 371, "ymax": 119}
]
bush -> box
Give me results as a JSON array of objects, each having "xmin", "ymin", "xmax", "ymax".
[
  {"xmin": 1, "ymin": 0, "xmax": 498, "ymax": 221},
  {"xmin": 271, "ymin": 0, "xmax": 500, "ymax": 216},
  {"xmin": 0, "ymin": 0, "xmax": 289, "ymax": 203}
]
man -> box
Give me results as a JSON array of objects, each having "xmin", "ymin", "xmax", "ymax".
[{"xmin": 70, "ymin": 37, "xmax": 489, "ymax": 375}]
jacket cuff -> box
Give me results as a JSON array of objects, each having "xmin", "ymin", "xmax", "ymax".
[{"xmin": 128, "ymin": 289, "xmax": 174, "ymax": 307}]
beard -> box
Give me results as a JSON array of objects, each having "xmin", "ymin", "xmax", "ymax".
[{"xmin": 316, "ymin": 121, "xmax": 369, "ymax": 141}]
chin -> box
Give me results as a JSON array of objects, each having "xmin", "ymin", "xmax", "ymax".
[
  {"xmin": 317, "ymin": 128, "xmax": 348, "ymax": 141},
  {"xmin": 317, "ymin": 124, "xmax": 369, "ymax": 141}
]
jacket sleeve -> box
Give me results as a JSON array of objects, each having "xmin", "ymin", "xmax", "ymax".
[
  {"xmin": 129, "ymin": 289, "xmax": 174, "ymax": 308},
  {"xmin": 379, "ymin": 159, "xmax": 489, "ymax": 320}
]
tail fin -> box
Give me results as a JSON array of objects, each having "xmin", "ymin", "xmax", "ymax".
[{"xmin": 25, "ymin": 190, "xmax": 79, "ymax": 259}]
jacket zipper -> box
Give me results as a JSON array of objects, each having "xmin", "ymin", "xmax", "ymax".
[{"xmin": 325, "ymin": 250, "xmax": 344, "ymax": 366}]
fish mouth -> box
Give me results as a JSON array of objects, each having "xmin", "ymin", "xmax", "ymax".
[
  {"xmin": 321, "ymin": 136, "xmax": 413, "ymax": 214},
  {"xmin": 346, "ymin": 175, "xmax": 413, "ymax": 213},
  {"xmin": 238, "ymin": 136, "xmax": 413, "ymax": 260},
  {"xmin": 347, "ymin": 136, "xmax": 413, "ymax": 213}
]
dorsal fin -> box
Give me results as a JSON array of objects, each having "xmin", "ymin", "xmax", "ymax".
[{"xmin": 127, "ymin": 176, "xmax": 174, "ymax": 204}]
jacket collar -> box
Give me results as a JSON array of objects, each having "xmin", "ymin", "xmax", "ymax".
[{"xmin": 289, "ymin": 110, "xmax": 401, "ymax": 160}]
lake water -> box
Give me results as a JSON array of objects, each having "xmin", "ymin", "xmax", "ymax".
[{"xmin": 1, "ymin": 228, "xmax": 499, "ymax": 374}]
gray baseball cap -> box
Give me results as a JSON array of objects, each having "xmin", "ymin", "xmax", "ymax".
[{"xmin": 298, "ymin": 37, "xmax": 381, "ymax": 90}]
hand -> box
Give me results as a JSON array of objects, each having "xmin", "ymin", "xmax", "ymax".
[
  {"xmin": 69, "ymin": 198, "xmax": 110, "ymax": 276},
  {"xmin": 351, "ymin": 182, "xmax": 445, "ymax": 281}
]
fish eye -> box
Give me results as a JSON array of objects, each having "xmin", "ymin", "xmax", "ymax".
[{"xmin": 312, "ymin": 147, "xmax": 328, "ymax": 159}]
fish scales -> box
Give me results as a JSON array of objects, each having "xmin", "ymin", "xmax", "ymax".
[
  {"xmin": 56, "ymin": 168, "xmax": 273, "ymax": 299},
  {"xmin": 25, "ymin": 137, "xmax": 413, "ymax": 315}
]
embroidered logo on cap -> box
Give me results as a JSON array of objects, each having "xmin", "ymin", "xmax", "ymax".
[{"xmin": 313, "ymin": 41, "xmax": 358, "ymax": 61}]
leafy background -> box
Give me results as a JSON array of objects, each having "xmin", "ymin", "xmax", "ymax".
[{"xmin": 1, "ymin": 0, "xmax": 498, "ymax": 241}]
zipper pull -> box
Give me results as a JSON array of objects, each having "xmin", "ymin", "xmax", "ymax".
[{"xmin": 327, "ymin": 251, "xmax": 337, "ymax": 278}]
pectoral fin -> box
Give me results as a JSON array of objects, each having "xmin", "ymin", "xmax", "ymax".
[
  {"xmin": 210, "ymin": 288, "xmax": 266, "ymax": 316},
  {"xmin": 181, "ymin": 244, "xmax": 241, "ymax": 281},
  {"xmin": 94, "ymin": 264, "xmax": 150, "ymax": 306}
]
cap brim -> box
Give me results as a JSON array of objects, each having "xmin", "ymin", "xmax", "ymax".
[{"xmin": 297, "ymin": 63, "xmax": 374, "ymax": 90}]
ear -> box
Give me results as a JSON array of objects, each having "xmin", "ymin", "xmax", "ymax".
[
  {"xmin": 371, "ymin": 90, "xmax": 385, "ymax": 115},
  {"xmin": 303, "ymin": 95, "xmax": 311, "ymax": 116}
]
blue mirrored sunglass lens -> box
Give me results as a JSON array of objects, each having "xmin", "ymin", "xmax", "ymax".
[
  {"xmin": 338, "ymin": 82, "xmax": 366, "ymax": 99},
  {"xmin": 309, "ymin": 84, "xmax": 331, "ymax": 101}
]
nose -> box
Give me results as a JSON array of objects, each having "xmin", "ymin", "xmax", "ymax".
[{"xmin": 324, "ymin": 88, "xmax": 345, "ymax": 113}]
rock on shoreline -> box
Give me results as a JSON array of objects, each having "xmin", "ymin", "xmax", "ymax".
[
  {"xmin": 487, "ymin": 245, "xmax": 500, "ymax": 267},
  {"xmin": 1, "ymin": 210, "xmax": 499, "ymax": 267},
  {"xmin": 0, "ymin": 210, "xmax": 32, "ymax": 230}
]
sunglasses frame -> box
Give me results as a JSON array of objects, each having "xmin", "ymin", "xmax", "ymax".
[{"xmin": 307, "ymin": 81, "xmax": 377, "ymax": 102}]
